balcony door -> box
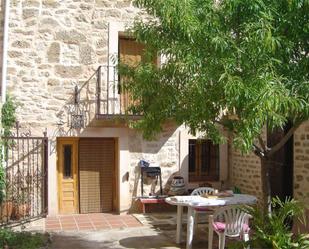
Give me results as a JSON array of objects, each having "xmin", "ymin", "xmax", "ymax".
[{"xmin": 119, "ymin": 37, "xmax": 146, "ymax": 113}]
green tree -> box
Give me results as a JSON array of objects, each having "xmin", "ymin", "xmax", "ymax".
[{"xmin": 120, "ymin": 0, "xmax": 309, "ymax": 211}]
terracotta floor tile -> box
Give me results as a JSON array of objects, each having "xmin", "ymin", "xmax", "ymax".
[
  {"xmin": 76, "ymin": 221, "xmax": 91, "ymax": 224},
  {"xmin": 61, "ymin": 227, "xmax": 78, "ymax": 231},
  {"xmin": 78, "ymin": 225, "xmax": 94, "ymax": 229},
  {"xmin": 60, "ymin": 222, "xmax": 76, "ymax": 226},
  {"xmin": 45, "ymin": 214, "xmax": 143, "ymax": 231},
  {"xmin": 110, "ymin": 224, "xmax": 126, "ymax": 228},
  {"xmin": 46, "ymin": 225, "xmax": 62, "ymax": 229},
  {"xmin": 92, "ymin": 221, "xmax": 108, "ymax": 225},
  {"xmin": 102, "ymin": 214, "xmax": 117, "ymax": 217},
  {"xmin": 59, "ymin": 217, "xmax": 74, "ymax": 220},
  {"xmin": 46, "ymin": 220, "xmax": 61, "ymax": 224},
  {"xmin": 73, "ymin": 214, "xmax": 88, "ymax": 217},
  {"xmin": 94, "ymin": 224, "xmax": 111, "ymax": 229},
  {"xmin": 126, "ymin": 223, "xmax": 142, "ymax": 227},
  {"xmin": 60, "ymin": 221, "xmax": 75, "ymax": 225},
  {"xmin": 59, "ymin": 217, "xmax": 74, "ymax": 221},
  {"xmin": 107, "ymin": 220, "xmax": 123, "ymax": 224},
  {"xmin": 124, "ymin": 220, "xmax": 140, "ymax": 223},
  {"xmin": 105, "ymin": 219, "xmax": 122, "ymax": 222},
  {"xmin": 74, "ymin": 217, "xmax": 91, "ymax": 220},
  {"xmin": 89, "ymin": 216, "xmax": 106, "ymax": 220},
  {"xmin": 122, "ymin": 220, "xmax": 137, "ymax": 224},
  {"xmin": 77, "ymin": 224, "xmax": 93, "ymax": 227}
]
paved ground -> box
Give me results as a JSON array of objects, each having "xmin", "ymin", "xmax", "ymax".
[
  {"xmin": 48, "ymin": 225, "xmax": 212, "ymax": 249},
  {"xmin": 46, "ymin": 212, "xmax": 220, "ymax": 249},
  {"xmin": 49, "ymin": 227, "xmax": 180, "ymax": 249},
  {"xmin": 45, "ymin": 213, "xmax": 142, "ymax": 232}
]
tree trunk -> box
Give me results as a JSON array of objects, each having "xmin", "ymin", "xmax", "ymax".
[{"xmin": 260, "ymin": 157, "xmax": 272, "ymax": 213}]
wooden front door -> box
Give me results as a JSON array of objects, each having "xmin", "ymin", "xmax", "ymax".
[{"xmin": 57, "ymin": 138, "xmax": 79, "ymax": 214}]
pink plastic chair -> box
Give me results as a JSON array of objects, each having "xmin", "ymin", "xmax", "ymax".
[{"xmin": 208, "ymin": 206, "xmax": 251, "ymax": 249}]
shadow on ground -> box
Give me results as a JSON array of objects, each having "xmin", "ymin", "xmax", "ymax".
[
  {"xmin": 49, "ymin": 227, "xmax": 182, "ymax": 249},
  {"xmin": 48, "ymin": 213, "xmax": 216, "ymax": 249}
]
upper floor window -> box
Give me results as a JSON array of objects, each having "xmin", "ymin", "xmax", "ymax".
[{"xmin": 189, "ymin": 139, "xmax": 220, "ymax": 182}]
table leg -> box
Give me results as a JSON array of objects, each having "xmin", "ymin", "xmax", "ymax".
[
  {"xmin": 176, "ymin": 205, "xmax": 183, "ymax": 244},
  {"xmin": 186, "ymin": 206, "xmax": 195, "ymax": 249}
]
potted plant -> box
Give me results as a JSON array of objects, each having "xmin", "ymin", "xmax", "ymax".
[
  {"xmin": 0, "ymin": 201, "xmax": 13, "ymax": 223},
  {"xmin": 11, "ymin": 187, "xmax": 30, "ymax": 220},
  {"xmin": 230, "ymin": 198, "xmax": 309, "ymax": 249}
]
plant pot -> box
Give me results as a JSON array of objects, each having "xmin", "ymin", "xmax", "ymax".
[
  {"xmin": 171, "ymin": 176, "xmax": 185, "ymax": 187},
  {"xmin": 13, "ymin": 203, "xmax": 30, "ymax": 220},
  {"xmin": 0, "ymin": 201, "xmax": 13, "ymax": 222},
  {"xmin": 168, "ymin": 176, "xmax": 186, "ymax": 195}
]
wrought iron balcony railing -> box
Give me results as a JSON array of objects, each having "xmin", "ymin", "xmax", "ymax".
[{"xmin": 76, "ymin": 65, "xmax": 141, "ymax": 124}]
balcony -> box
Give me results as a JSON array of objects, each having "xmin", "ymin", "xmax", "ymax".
[{"xmin": 76, "ymin": 65, "xmax": 142, "ymax": 127}]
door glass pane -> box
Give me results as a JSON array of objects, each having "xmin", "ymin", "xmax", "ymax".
[{"xmin": 63, "ymin": 145, "xmax": 72, "ymax": 178}]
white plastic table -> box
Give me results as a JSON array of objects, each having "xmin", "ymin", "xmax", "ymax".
[{"xmin": 165, "ymin": 194, "xmax": 257, "ymax": 249}]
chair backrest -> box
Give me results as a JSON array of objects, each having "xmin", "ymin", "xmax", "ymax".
[
  {"xmin": 212, "ymin": 205, "xmax": 250, "ymax": 236},
  {"xmin": 190, "ymin": 187, "xmax": 215, "ymax": 196}
]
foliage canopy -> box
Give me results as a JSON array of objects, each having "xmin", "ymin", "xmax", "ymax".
[{"xmin": 121, "ymin": 0, "xmax": 309, "ymax": 153}]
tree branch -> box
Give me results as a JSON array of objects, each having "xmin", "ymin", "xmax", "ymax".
[
  {"xmin": 253, "ymin": 143, "xmax": 265, "ymax": 159},
  {"xmin": 258, "ymin": 135, "xmax": 267, "ymax": 152},
  {"xmin": 267, "ymin": 123, "xmax": 301, "ymax": 157}
]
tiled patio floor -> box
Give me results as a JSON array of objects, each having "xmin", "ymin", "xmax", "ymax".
[{"xmin": 45, "ymin": 213, "xmax": 143, "ymax": 232}]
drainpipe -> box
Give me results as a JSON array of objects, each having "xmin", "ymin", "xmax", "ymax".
[{"xmin": 1, "ymin": 0, "xmax": 11, "ymax": 103}]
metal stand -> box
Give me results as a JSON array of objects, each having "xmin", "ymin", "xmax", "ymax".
[{"xmin": 140, "ymin": 167, "xmax": 163, "ymax": 197}]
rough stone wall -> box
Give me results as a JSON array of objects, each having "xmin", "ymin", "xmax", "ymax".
[
  {"xmin": 6, "ymin": 0, "xmax": 142, "ymax": 132},
  {"xmin": 230, "ymin": 122, "xmax": 309, "ymax": 209},
  {"xmin": 128, "ymin": 123, "xmax": 181, "ymax": 211},
  {"xmin": 228, "ymin": 144, "xmax": 263, "ymax": 203},
  {"xmin": 294, "ymin": 120, "xmax": 309, "ymax": 207}
]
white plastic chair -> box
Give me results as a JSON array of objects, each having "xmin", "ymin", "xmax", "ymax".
[
  {"xmin": 191, "ymin": 187, "xmax": 215, "ymax": 230},
  {"xmin": 191, "ymin": 187, "xmax": 215, "ymax": 196},
  {"xmin": 208, "ymin": 205, "xmax": 251, "ymax": 249}
]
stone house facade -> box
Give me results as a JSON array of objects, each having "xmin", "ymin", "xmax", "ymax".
[
  {"xmin": 0, "ymin": 0, "xmax": 229, "ymax": 216},
  {"xmin": 0, "ymin": 0, "xmax": 307, "ymax": 216}
]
